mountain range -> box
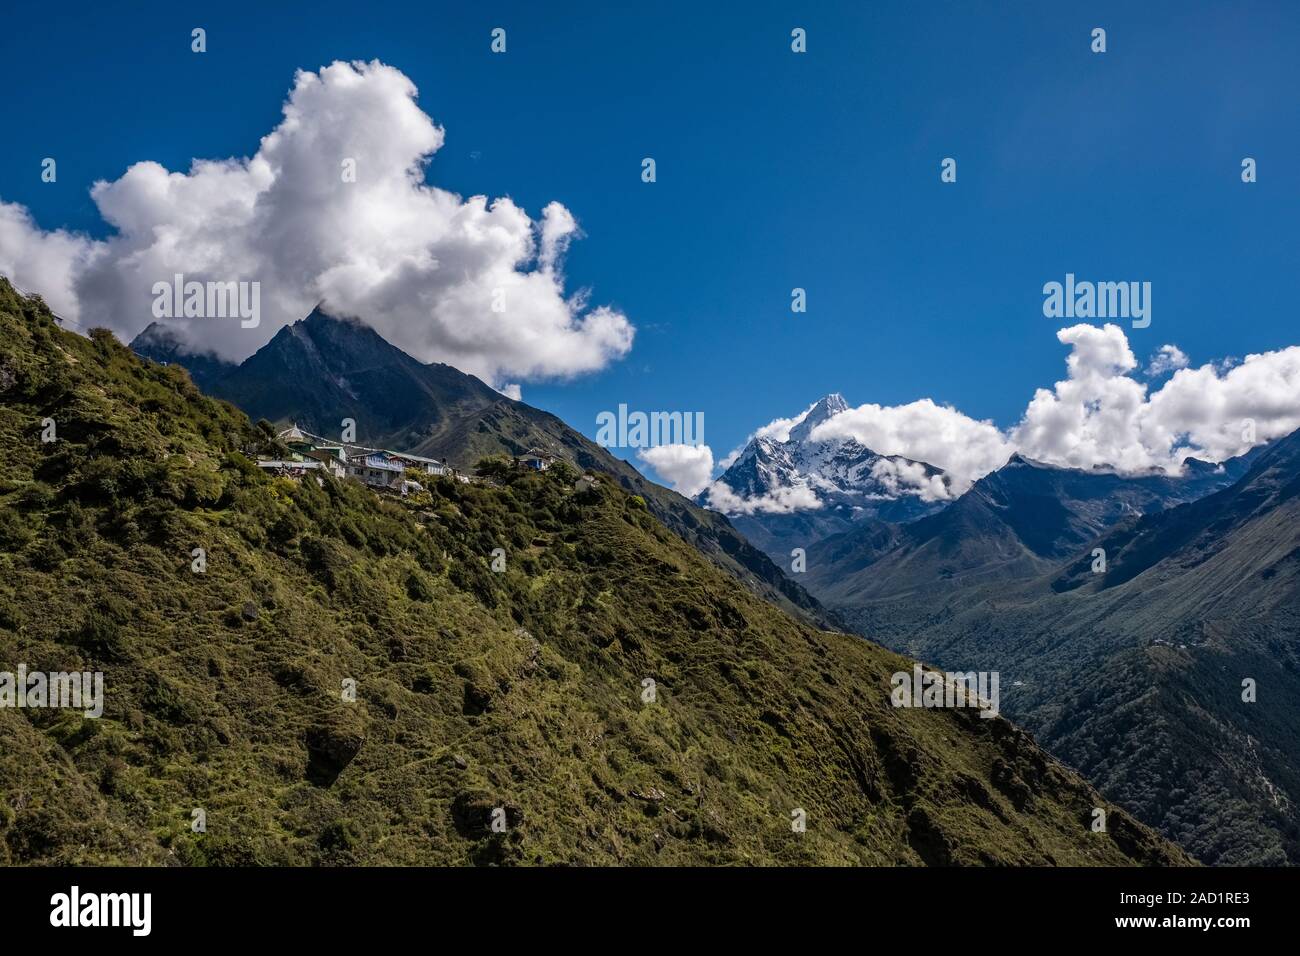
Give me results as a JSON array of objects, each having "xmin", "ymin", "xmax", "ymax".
[
  {"xmin": 114, "ymin": 298, "xmax": 1300, "ymax": 864},
  {"xmin": 0, "ymin": 277, "xmax": 1187, "ymax": 866},
  {"xmin": 795, "ymin": 426, "xmax": 1297, "ymax": 865},
  {"xmin": 804, "ymin": 447, "xmax": 1260, "ymax": 606},
  {"xmin": 132, "ymin": 311, "xmax": 828, "ymax": 627}
]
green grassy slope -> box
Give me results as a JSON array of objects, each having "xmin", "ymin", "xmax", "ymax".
[
  {"xmin": 821, "ymin": 444, "xmax": 1300, "ymax": 865},
  {"xmin": 135, "ymin": 312, "xmax": 833, "ymax": 630},
  {"xmin": 428, "ymin": 397, "xmax": 838, "ymax": 627},
  {"xmin": 0, "ymin": 281, "xmax": 1186, "ymax": 865}
]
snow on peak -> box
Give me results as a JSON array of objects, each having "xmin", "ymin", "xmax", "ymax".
[
  {"xmin": 788, "ymin": 393, "xmax": 850, "ymax": 444},
  {"xmin": 701, "ymin": 394, "xmax": 955, "ymax": 517}
]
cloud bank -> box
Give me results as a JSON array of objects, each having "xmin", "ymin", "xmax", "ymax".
[
  {"xmin": 812, "ymin": 398, "xmax": 1014, "ymax": 492},
  {"xmin": 868, "ymin": 458, "xmax": 954, "ymax": 503},
  {"xmin": 1011, "ymin": 324, "xmax": 1300, "ymax": 474},
  {"xmin": 0, "ymin": 60, "xmax": 633, "ymax": 391},
  {"xmin": 636, "ymin": 444, "xmax": 715, "ymax": 498},
  {"xmin": 701, "ymin": 480, "xmax": 823, "ymax": 516},
  {"xmin": 696, "ymin": 323, "xmax": 1300, "ymax": 512},
  {"xmin": 1146, "ymin": 344, "xmax": 1189, "ymax": 377}
]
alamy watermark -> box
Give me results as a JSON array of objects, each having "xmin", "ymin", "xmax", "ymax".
[
  {"xmin": 1043, "ymin": 273, "xmax": 1150, "ymax": 328},
  {"xmin": 595, "ymin": 404, "xmax": 704, "ymax": 449},
  {"xmin": 50, "ymin": 886, "xmax": 150, "ymax": 936},
  {"xmin": 890, "ymin": 663, "xmax": 999, "ymax": 719},
  {"xmin": 151, "ymin": 273, "xmax": 260, "ymax": 328},
  {"xmin": 0, "ymin": 664, "xmax": 103, "ymax": 717}
]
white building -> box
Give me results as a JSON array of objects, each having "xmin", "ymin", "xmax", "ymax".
[{"xmin": 346, "ymin": 453, "xmax": 406, "ymax": 489}]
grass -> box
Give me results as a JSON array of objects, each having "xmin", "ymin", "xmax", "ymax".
[{"xmin": 0, "ymin": 278, "xmax": 1188, "ymax": 866}]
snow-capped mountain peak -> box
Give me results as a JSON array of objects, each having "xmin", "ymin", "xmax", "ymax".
[
  {"xmin": 700, "ymin": 394, "xmax": 953, "ymax": 520},
  {"xmin": 788, "ymin": 392, "xmax": 850, "ymax": 444}
]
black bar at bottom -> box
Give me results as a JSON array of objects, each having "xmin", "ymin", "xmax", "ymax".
[{"xmin": 0, "ymin": 865, "xmax": 1287, "ymax": 941}]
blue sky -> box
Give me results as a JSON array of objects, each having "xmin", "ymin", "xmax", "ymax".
[{"xmin": 3, "ymin": 0, "xmax": 1299, "ymax": 487}]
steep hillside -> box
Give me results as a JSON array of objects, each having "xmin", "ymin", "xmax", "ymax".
[
  {"xmin": 0, "ymin": 280, "xmax": 1185, "ymax": 866},
  {"xmin": 129, "ymin": 322, "xmax": 236, "ymax": 395},
  {"xmin": 813, "ymin": 437, "xmax": 1300, "ymax": 865},
  {"xmin": 133, "ymin": 310, "xmax": 829, "ymax": 628}
]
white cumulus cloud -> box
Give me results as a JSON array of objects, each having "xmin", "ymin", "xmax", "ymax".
[
  {"xmin": 1146, "ymin": 344, "xmax": 1189, "ymax": 377},
  {"xmin": 637, "ymin": 443, "xmax": 715, "ymax": 497},
  {"xmin": 812, "ymin": 398, "xmax": 1014, "ymax": 491},
  {"xmin": 869, "ymin": 458, "xmax": 954, "ymax": 502},
  {"xmin": 700, "ymin": 481, "xmax": 823, "ymax": 516},
  {"xmin": 1012, "ymin": 324, "xmax": 1300, "ymax": 473},
  {"xmin": 0, "ymin": 60, "xmax": 633, "ymax": 391},
  {"xmin": 0, "ymin": 203, "xmax": 94, "ymax": 323},
  {"xmin": 810, "ymin": 324, "xmax": 1300, "ymax": 483},
  {"xmin": 704, "ymin": 323, "xmax": 1300, "ymax": 516}
]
